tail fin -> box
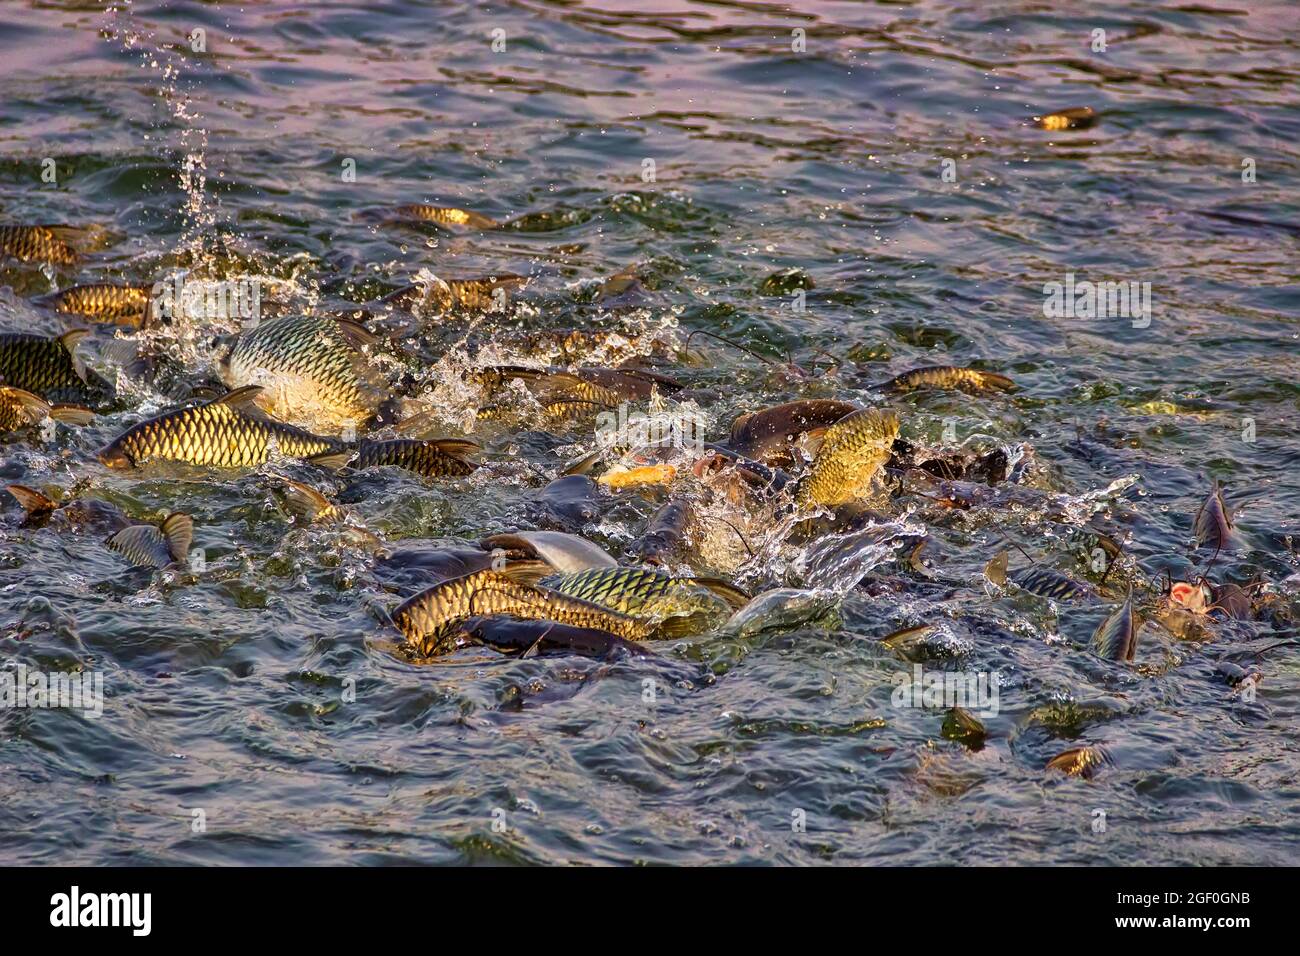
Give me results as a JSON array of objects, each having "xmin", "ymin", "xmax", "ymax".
[{"xmin": 5, "ymin": 484, "xmax": 56, "ymax": 516}]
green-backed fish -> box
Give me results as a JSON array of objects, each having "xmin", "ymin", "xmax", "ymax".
[
  {"xmin": 1091, "ymin": 591, "xmax": 1140, "ymax": 662},
  {"xmin": 796, "ymin": 407, "xmax": 900, "ymax": 507},
  {"xmin": 0, "ymin": 224, "xmax": 99, "ymax": 265},
  {"xmin": 539, "ymin": 566, "xmax": 749, "ymax": 633},
  {"xmin": 883, "ymin": 366, "xmax": 1015, "ymax": 394},
  {"xmin": 37, "ymin": 283, "xmax": 154, "ymax": 327},
  {"xmin": 0, "ymin": 330, "xmax": 112, "ymax": 406},
  {"xmin": 391, "ymin": 568, "xmax": 650, "ymax": 656},
  {"xmin": 0, "ymin": 386, "xmax": 94, "ymax": 432},
  {"xmin": 106, "ymin": 512, "xmax": 194, "ymax": 569},
  {"xmin": 219, "ymin": 315, "xmax": 386, "ymax": 433},
  {"xmin": 311, "ymin": 438, "xmax": 478, "ymax": 478},
  {"xmin": 98, "ymin": 385, "xmax": 343, "ymax": 469}
]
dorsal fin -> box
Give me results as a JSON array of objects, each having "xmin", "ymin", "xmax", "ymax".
[
  {"xmin": 209, "ymin": 385, "xmax": 265, "ymax": 411},
  {"xmin": 280, "ymin": 479, "xmax": 333, "ymax": 523},
  {"xmin": 430, "ymin": 438, "xmax": 481, "ymax": 459},
  {"xmin": 49, "ymin": 404, "xmax": 95, "ymax": 425},
  {"xmin": 160, "ymin": 512, "xmax": 194, "ymax": 562},
  {"xmin": 57, "ymin": 329, "xmax": 91, "ymax": 381},
  {"xmin": 333, "ymin": 316, "xmax": 378, "ymax": 350}
]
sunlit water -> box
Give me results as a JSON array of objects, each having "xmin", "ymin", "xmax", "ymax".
[{"xmin": 1, "ymin": 0, "xmax": 1298, "ymax": 865}]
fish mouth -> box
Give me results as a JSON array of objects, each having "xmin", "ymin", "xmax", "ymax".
[{"xmin": 97, "ymin": 446, "xmax": 132, "ymax": 469}]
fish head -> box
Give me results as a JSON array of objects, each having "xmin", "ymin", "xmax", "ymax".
[{"xmin": 97, "ymin": 441, "xmax": 134, "ymax": 469}]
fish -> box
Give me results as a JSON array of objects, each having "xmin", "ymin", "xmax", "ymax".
[
  {"xmin": 106, "ymin": 512, "xmax": 194, "ymax": 569},
  {"xmin": 457, "ymin": 616, "xmax": 655, "ymax": 660},
  {"xmin": 378, "ymin": 274, "xmax": 526, "ymax": 314},
  {"xmin": 882, "ymin": 366, "xmax": 1016, "ymax": 394},
  {"xmin": 36, "ymin": 283, "xmax": 154, "ymax": 327},
  {"xmin": 0, "ymin": 386, "xmax": 94, "ymax": 432},
  {"xmin": 1192, "ymin": 481, "xmax": 1234, "ymax": 552},
  {"xmin": 727, "ymin": 399, "xmax": 859, "ymax": 466},
  {"xmin": 1045, "ymin": 745, "xmax": 1110, "ymax": 779},
  {"xmin": 598, "ymin": 463, "xmax": 676, "ymax": 488},
  {"xmin": 0, "ymin": 330, "xmax": 112, "ymax": 406},
  {"xmin": 1091, "ymin": 591, "xmax": 1141, "ymax": 662},
  {"xmin": 1034, "ymin": 107, "xmax": 1097, "ymax": 131},
  {"xmin": 539, "ymin": 566, "xmax": 749, "ymax": 631},
  {"xmin": 625, "ymin": 498, "xmax": 691, "ymax": 565},
  {"xmin": 310, "ymin": 438, "xmax": 478, "ymax": 478},
  {"xmin": 796, "ymin": 407, "xmax": 900, "ymax": 507},
  {"xmin": 278, "ymin": 479, "xmax": 343, "ymax": 524},
  {"xmin": 4, "ymin": 484, "xmax": 128, "ymax": 533},
  {"xmin": 481, "ymin": 530, "xmax": 617, "ymax": 573},
  {"xmin": 390, "ymin": 568, "xmax": 651, "ymax": 656},
  {"xmin": 98, "ymin": 385, "xmax": 343, "ymax": 469},
  {"xmin": 478, "ymin": 365, "xmax": 683, "ymax": 405},
  {"xmin": 386, "ymin": 204, "xmax": 499, "ymax": 230},
  {"xmin": 0, "ymin": 224, "xmax": 100, "ymax": 265},
  {"xmin": 984, "ymin": 551, "xmax": 1094, "ymax": 601},
  {"xmin": 219, "ymin": 315, "xmax": 385, "ymax": 432},
  {"xmin": 941, "ymin": 706, "xmax": 987, "ymax": 749}
]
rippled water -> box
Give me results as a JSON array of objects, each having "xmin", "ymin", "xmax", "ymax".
[{"xmin": 2, "ymin": 0, "xmax": 1298, "ymax": 865}]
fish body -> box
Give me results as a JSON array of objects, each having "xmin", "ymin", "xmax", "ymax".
[
  {"xmin": 1091, "ymin": 593, "xmax": 1141, "ymax": 661},
  {"xmin": 106, "ymin": 512, "xmax": 194, "ymax": 569},
  {"xmin": 797, "ymin": 407, "xmax": 900, "ymax": 507},
  {"xmin": 0, "ymin": 330, "xmax": 112, "ymax": 406},
  {"xmin": 883, "ymin": 365, "xmax": 1015, "ymax": 394},
  {"xmin": 388, "ymin": 204, "xmax": 499, "ymax": 229},
  {"xmin": 391, "ymin": 568, "xmax": 649, "ymax": 656},
  {"xmin": 0, "ymin": 224, "xmax": 89, "ymax": 264},
  {"xmin": 727, "ymin": 399, "xmax": 859, "ymax": 465},
  {"xmin": 98, "ymin": 386, "xmax": 342, "ymax": 469},
  {"xmin": 4, "ymin": 484, "xmax": 128, "ymax": 533},
  {"xmin": 540, "ymin": 566, "xmax": 745, "ymax": 630},
  {"xmin": 313, "ymin": 438, "xmax": 478, "ymax": 478},
  {"xmin": 458, "ymin": 616, "xmax": 653, "ymax": 659},
  {"xmin": 481, "ymin": 530, "xmax": 617, "ymax": 573},
  {"xmin": 380, "ymin": 275, "xmax": 525, "ymax": 314},
  {"xmin": 37, "ymin": 283, "xmax": 153, "ymax": 326},
  {"xmin": 0, "ymin": 386, "xmax": 93, "ymax": 431},
  {"xmin": 625, "ymin": 498, "xmax": 691, "ymax": 564},
  {"xmin": 1045, "ymin": 745, "xmax": 1109, "ymax": 778},
  {"xmin": 1193, "ymin": 481, "xmax": 1234, "ymax": 551},
  {"xmin": 220, "ymin": 315, "xmax": 382, "ymax": 432},
  {"xmin": 1035, "ymin": 107, "xmax": 1096, "ymax": 131},
  {"xmin": 985, "ymin": 552, "xmax": 1093, "ymax": 600}
]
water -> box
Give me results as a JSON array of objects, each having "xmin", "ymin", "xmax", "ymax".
[{"xmin": 1, "ymin": 0, "xmax": 1298, "ymax": 865}]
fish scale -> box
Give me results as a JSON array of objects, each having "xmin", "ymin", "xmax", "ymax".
[
  {"xmin": 350, "ymin": 439, "xmax": 477, "ymax": 477},
  {"xmin": 392, "ymin": 569, "xmax": 648, "ymax": 656},
  {"xmin": 223, "ymin": 315, "xmax": 374, "ymax": 425},
  {"xmin": 0, "ymin": 224, "xmax": 81, "ymax": 264},
  {"xmin": 0, "ymin": 331, "xmax": 109, "ymax": 406},
  {"xmin": 797, "ymin": 407, "xmax": 900, "ymax": 507},
  {"xmin": 41, "ymin": 284, "xmax": 153, "ymax": 326},
  {"xmin": 100, "ymin": 388, "xmax": 342, "ymax": 468}
]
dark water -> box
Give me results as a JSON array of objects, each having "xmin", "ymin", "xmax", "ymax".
[{"xmin": 1, "ymin": 0, "xmax": 1298, "ymax": 865}]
